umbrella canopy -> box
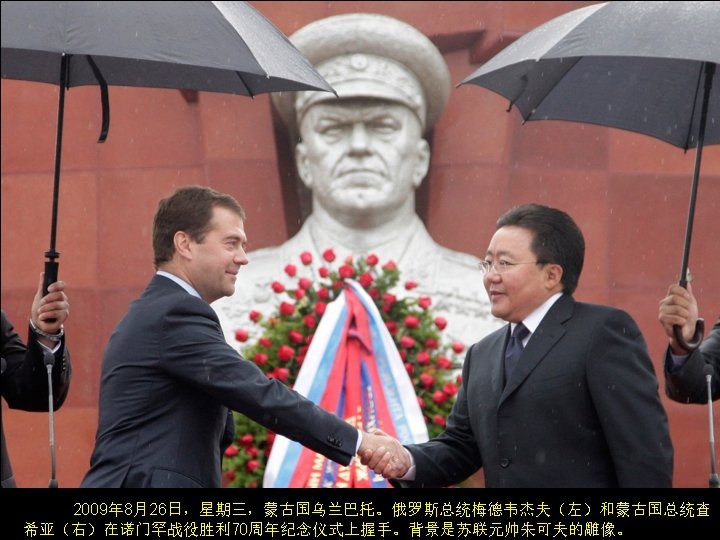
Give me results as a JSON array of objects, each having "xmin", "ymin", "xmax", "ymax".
[
  {"xmin": 459, "ymin": 1, "xmax": 719, "ymax": 349},
  {"xmin": 0, "ymin": 0, "xmax": 334, "ymax": 294},
  {"xmin": 1, "ymin": 1, "xmax": 332, "ymax": 96}
]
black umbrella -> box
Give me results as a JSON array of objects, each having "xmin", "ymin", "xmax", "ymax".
[
  {"xmin": 459, "ymin": 0, "xmax": 719, "ymax": 350},
  {"xmin": 0, "ymin": 0, "xmax": 334, "ymax": 295}
]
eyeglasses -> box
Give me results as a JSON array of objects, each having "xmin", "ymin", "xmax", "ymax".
[{"xmin": 478, "ymin": 260, "xmax": 542, "ymax": 275}]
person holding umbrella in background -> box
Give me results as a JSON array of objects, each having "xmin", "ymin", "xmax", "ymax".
[
  {"xmin": 659, "ymin": 282, "xmax": 720, "ymax": 403},
  {"xmin": 1, "ymin": 274, "xmax": 71, "ymax": 487}
]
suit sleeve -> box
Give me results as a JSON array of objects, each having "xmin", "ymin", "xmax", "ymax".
[
  {"xmin": 665, "ymin": 318, "xmax": 720, "ymax": 403},
  {"xmin": 397, "ymin": 344, "xmax": 482, "ymax": 487},
  {"xmin": 1, "ymin": 311, "xmax": 71, "ymax": 412},
  {"xmin": 159, "ymin": 300, "xmax": 357, "ymax": 467},
  {"xmin": 586, "ymin": 310, "xmax": 673, "ymax": 487}
]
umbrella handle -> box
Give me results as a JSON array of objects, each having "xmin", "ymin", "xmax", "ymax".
[{"xmin": 673, "ymin": 318, "xmax": 705, "ymax": 352}]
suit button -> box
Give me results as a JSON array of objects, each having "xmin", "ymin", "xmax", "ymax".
[{"xmin": 500, "ymin": 458, "xmax": 510, "ymax": 468}]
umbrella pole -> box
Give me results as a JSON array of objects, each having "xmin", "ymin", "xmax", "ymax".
[
  {"xmin": 43, "ymin": 54, "xmax": 69, "ymax": 297},
  {"xmin": 674, "ymin": 62, "xmax": 714, "ymax": 351}
]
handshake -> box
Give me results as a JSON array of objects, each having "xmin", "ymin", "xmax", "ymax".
[{"xmin": 357, "ymin": 429, "xmax": 412, "ymax": 479}]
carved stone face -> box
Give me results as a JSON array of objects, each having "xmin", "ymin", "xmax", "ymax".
[{"xmin": 295, "ymin": 98, "xmax": 430, "ymax": 219}]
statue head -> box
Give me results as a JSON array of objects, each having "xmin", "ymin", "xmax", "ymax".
[
  {"xmin": 272, "ymin": 14, "xmax": 451, "ymax": 223},
  {"xmin": 273, "ymin": 13, "xmax": 450, "ymax": 140}
]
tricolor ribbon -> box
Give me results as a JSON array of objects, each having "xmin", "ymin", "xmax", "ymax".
[{"xmin": 263, "ymin": 279, "xmax": 428, "ymax": 487}]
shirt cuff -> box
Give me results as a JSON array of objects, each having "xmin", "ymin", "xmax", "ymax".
[{"xmin": 669, "ymin": 351, "xmax": 689, "ymax": 372}]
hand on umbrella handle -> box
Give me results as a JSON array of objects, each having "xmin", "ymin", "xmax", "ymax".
[{"xmin": 673, "ymin": 318, "xmax": 705, "ymax": 352}]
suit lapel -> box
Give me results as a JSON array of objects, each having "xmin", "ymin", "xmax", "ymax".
[{"xmin": 500, "ymin": 295, "xmax": 574, "ymax": 400}]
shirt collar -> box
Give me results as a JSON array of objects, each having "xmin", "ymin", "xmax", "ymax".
[
  {"xmin": 512, "ymin": 292, "xmax": 564, "ymax": 337},
  {"xmin": 156, "ymin": 270, "xmax": 202, "ymax": 299}
]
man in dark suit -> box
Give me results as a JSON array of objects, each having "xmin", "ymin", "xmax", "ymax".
[
  {"xmin": 364, "ymin": 203, "xmax": 673, "ymax": 487},
  {"xmin": 81, "ymin": 185, "xmax": 404, "ymax": 488},
  {"xmin": 659, "ymin": 283, "xmax": 719, "ymax": 403},
  {"xmin": 1, "ymin": 274, "xmax": 71, "ymax": 488}
]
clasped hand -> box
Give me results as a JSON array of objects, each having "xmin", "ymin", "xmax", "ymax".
[{"xmin": 358, "ymin": 429, "xmax": 411, "ymax": 479}]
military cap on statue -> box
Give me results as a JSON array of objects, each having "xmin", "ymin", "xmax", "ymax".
[{"xmin": 272, "ymin": 13, "xmax": 450, "ymax": 139}]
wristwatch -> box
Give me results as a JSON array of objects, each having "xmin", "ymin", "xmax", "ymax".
[{"xmin": 29, "ymin": 319, "xmax": 64, "ymax": 342}]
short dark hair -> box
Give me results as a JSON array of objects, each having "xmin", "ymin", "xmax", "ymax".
[
  {"xmin": 153, "ymin": 186, "xmax": 245, "ymax": 269},
  {"xmin": 496, "ymin": 203, "xmax": 584, "ymax": 295}
]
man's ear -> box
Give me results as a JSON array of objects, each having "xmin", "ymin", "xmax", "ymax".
[
  {"xmin": 412, "ymin": 139, "xmax": 430, "ymax": 188},
  {"xmin": 295, "ymin": 142, "xmax": 312, "ymax": 189},
  {"xmin": 544, "ymin": 263, "xmax": 564, "ymax": 290},
  {"xmin": 173, "ymin": 231, "xmax": 193, "ymax": 261}
]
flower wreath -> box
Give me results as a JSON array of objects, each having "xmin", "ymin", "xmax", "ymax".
[{"xmin": 222, "ymin": 249, "xmax": 465, "ymax": 488}]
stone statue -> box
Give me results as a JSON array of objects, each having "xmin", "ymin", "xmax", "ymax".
[{"xmin": 213, "ymin": 13, "xmax": 500, "ymax": 347}]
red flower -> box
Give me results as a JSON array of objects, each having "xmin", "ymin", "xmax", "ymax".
[
  {"xmin": 274, "ymin": 367, "xmax": 290, "ymax": 381},
  {"xmin": 249, "ymin": 310, "xmax": 262, "ymax": 323},
  {"xmin": 358, "ymin": 272, "xmax": 373, "ymax": 288},
  {"xmin": 400, "ymin": 336, "xmax": 416, "ymax": 349},
  {"xmin": 432, "ymin": 391, "xmax": 447, "ymax": 404},
  {"xmin": 317, "ymin": 287, "xmax": 330, "ymax": 300},
  {"xmin": 271, "ymin": 281, "xmax": 285, "ymax": 293},
  {"xmin": 234, "ymin": 328, "xmax": 249, "ymax": 342},
  {"xmin": 279, "ymin": 302, "xmax": 295, "ymax": 316},
  {"xmin": 284, "ymin": 264, "xmax": 297, "ymax": 277},
  {"xmin": 298, "ymin": 277, "xmax": 312, "ymax": 290},
  {"xmin": 294, "ymin": 289, "xmax": 306, "ymax": 300},
  {"xmin": 418, "ymin": 296, "xmax": 432, "ymax": 309},
  {"xmin": 300, "ymin": 251, "xmax": 313, "ymax": 265},
  {"xmin": 405, "ymin": 362, "xmax": 415, "ymax": 375},
  {"xmin": 443, "ymin": 382, "xmax": 458, "ymax": 397},
  {"xmin": 240, "ymin": 434, "xmax": 254, "ymax": 446},
  {"xmin": 420, "ymin": 373, "xmax": 435, "ymax": 388},
  {"xmin": 258, "ymin": 337, "xmax": 272, "ymax": 348},
  {"xmin": 246, "ymin": 460, "xmax": 260, "ymax": 473},
  {"xmin": 288, "ymin": 330, "xmax": 304, "ymax": 344},
  {"xmin": 434, "ymin": 317, "xmax": 448, "ymax": 330},
  {"xmin": 366, "ymin": 254, "xmax": 379, "ymax": 266},
  {"xmin": 322, "ymin": 249, "xmax": 336, "ymax": 262},
  {"xmin": 277, "ymin": 345, "xmax": 295, "ymax": 362},
  {"xmin": 424, "ymin": 338, "xmax": 438, "ymax": 350},
  {"xmin": 253, "ymin": 353, "xmax": 268, "ymax": 366},
  {"xmin": 433, "ymin": 415, "xmax": 446, "ymax": 427},
  {"xmin": 417, "ymin": 396, "xmax": 426, "ymax": 409},
  {"xmin": 225, "ymin": 470, "xmax": 236, "ymax": 481},
  {"xmin": 436, "ymin": 355, "xmax": 453, "ymax": 370},
  {"xmin": 314, "ymin": 302, "xmax": 327, "ymax": 316},
  {"xmin": 416, "ymin": 351, "xmax": 431, "ymax": 365},
  {"xmin": 382, "ymin": 260, "xmax": 397, "ymax": 271},
  {"xmin": 452, "ymin": 341, "xmax": 465, "ymax": 354},
  {"xmin": 404, "ymin": 281, "xmax": 418, "ymax": 290},
  {"xmin": 318, "ymin": 267, "xmax": 330, "ymax": 278},
  {"xmin": 247, "ymin": 446, "xmax": 259, "ymax": 458},
  {"xmin": 224, "ymin": 444, "xmax": 239, "ymax": 457},
  {"xmin": 303, "ymin": 315, "xmax": 317, "ymax": 329},
  {"xmin": 385, "ymin": 320, "xmax": 397, "ymax": 334},
  {"xmin": 338, "ymin": 264, "xmax": 355, "ymax": 279},
  {"xmin": 404, "ymin": 315, "xmax": 420, "ymax": 329},
  {"xmin": 383, "ymin": 293, "xmax": 397, "ymax": 305}
]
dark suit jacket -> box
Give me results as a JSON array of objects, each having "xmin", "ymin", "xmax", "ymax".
[
  {"xmin": 664, "ymin": 318, "xmax": 720, "ymax": 403},
  {"xmin": 399, "ymin": 295, "xmax": 673, "ymax": 488},
  {"xmin": 1, "ymin": 310, "xmax": 71, "ymax": 488},
  {"xmin": 81, "ymin": 275, "xmax": 357, "ymax": 488}
]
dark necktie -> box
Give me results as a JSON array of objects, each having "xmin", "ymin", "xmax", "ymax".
[{"xmin": 504, "ymin": 323, "xmax": 529, "ymax": 385}]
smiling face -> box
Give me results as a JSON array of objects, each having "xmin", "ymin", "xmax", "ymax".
[
  {"xmin": 483, "ymin": 225, "xmax": 564, "ymax": 323},
  {"xmin": 183, "ymin": 206, "xmax": 248, "ymax": 304},
  {"xmin": 295, "ymin": 99, "xmax": 429, "ymax": 218}
]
